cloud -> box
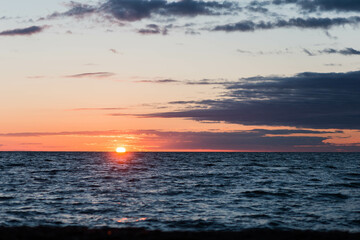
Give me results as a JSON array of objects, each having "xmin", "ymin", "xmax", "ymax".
[
  {"xmin": 0, "ymin": 129, "xmax": 351, "ymax": 151},
  {"xmin": 109, "ymin": 48, "xmax": 119, "ymax": 54},
  {"xmin": 101, "ymin": 0, "xmax": 238, "ymax": 21},
  {"xmin": 135, "ymin": 78, "xmax": 233, "ymax": 85},
  {"xmin": 0, "ymin": 130, "xmax": 124, "ymax": 137},
  {"xmin": 303, "ymin": 48, "xmax": 315, "ymax": 56},
  {"xmin": 149, "ymin": 130, "xmax": 330, "ymax": 151},
  {"xmin": 251, "ymin": 129, "xmax": 342, "ymax": 135},
  {"xmin": 44, "ymin": 1, "xmax": 360, "ymax": 35},
  {"xmin": 27, "ymin": 76, "xmax": 45, "ymax": 79},
  {"xmin": 48, "ymin": 2, "xmax": 96, "ymax": 18},
  {"xmin": 19, "ymin": 143, "xmax": 42, "ymax": 146},
  {"xmin": 69, "ymin": 107, "xmax": 126, "ymax": 111},
  {"xmin": 245, "ymin": 6, "xmax": 269, "ymax": 13},
  {"xmin": 138, "ymin": 24, "xmax": 168, "ymax": 35},
  {"xmin": 135, "ymin": 79, "xmax": 180, "ymax": 83},
  {"xmin": 0, "ymin": 26, "xmax": 45, "ymax": 36},
  {"xmin": 137, "ymin": 70, "xmax": 360, "ymax": 130},
  {"xmin": 320, "ymin": 48, "xmax": 360, "ymax": 55},
  {"xmin": 237, "ymin": 48, "xmax": 293, "ymax": 55},
  {"xmin": 50, "ymin": 0, "xmax": 239, "ymax": 22},
  {"xmin": 303, "ymin": 47, "xmax": 360, "ymax": 56},
  {"xmin": 66, "ymin": 72, "xmax": 115, "ymax": 78},
  {"xmin": 213, "ymin": 16, "xmax": 360, "ymax": 32},
  {"xmin": 324, "ymin": 63, "xmax": 342, "ymax": 67},
  {"xmin": 273, "ymin": 0, "xmax": 360, "ymax": 12},
  {"xmin": 185, "ymin": 79, "xmax": 233, "ymax": 85}
]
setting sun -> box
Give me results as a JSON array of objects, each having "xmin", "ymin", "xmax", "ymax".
[{"xmin": 116, "ymin": 147, "xmax": 126, "ymax": 153}]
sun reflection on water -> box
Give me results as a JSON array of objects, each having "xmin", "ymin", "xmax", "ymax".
[
  {"xmin": 107, "ymin": 151, "xmax": 135, "ymax": 164},
  {"xmin": 117, "ymin": 217, "xmax": 147, "ymax": 223}
]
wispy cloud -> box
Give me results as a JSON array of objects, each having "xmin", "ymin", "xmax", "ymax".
[
  {"xmin": 237, "ymin": 48, "xmax": 293, "ymax": 56},
  {"xmin": 48, "ymin": 2, "xmax": 96, "ymax": 19},
  {"xmin": 135, "ymin": 79, "xmax": 180, "ymax": 83},
  {"xmin": 66, "ymin": 72, "xmax": 115, "ymax": 78},
  {"xmin": 19, "ymin": 143, "xmax": 42, "ymax": 146},
  {"xmin": 69, "ymin": 107, "xmax": 126, "ymax": 111},
  {"xmin": 0, "ymin": 26, "xmax": 45, "ymax": 36},
  {"xmin": 109, "ymin": 48, "xmax": 119, "ymax": 54},
  {"xmin": 304, "ymin": 47, "xmax": 360, "ymax": 56},
  {"xmin": 138, "ymin": 24, "xmax": 169, "ymax": 35},
  {"xmin": 134, "ymin": 78, "xmax": 233, "ymax": 85},
  {"xmin": 324, "ymin": 63, "xmax": 342, "ymax": 67},
  {"xmin": 320, "ymin": 48, "xmax": 360, "ymax": 55},
  {"xmin": 0, "ymin": 130, "xmax": 124, "ymax": 137},
  {"xmin": 303, "ymin": 49, "xmax": 315, "ymax": 56}
]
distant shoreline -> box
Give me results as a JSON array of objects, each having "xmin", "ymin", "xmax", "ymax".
[{"xmin": 0, "ymin": 226, "xmax": 359, "ymax": 240}]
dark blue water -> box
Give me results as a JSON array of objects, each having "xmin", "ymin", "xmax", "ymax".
[{"xmin": 0, "ymin": 152, "xmax": 359, "ymax": 231}]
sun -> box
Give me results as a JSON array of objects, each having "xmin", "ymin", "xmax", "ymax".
[{"xmin": 116, "ymin": 147, "xmax": 126, "ymax": 153}]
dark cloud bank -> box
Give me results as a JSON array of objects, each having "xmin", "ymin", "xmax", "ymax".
[
  {"xmin": 137, "ymin": 70, "xmax": 360, "ymax": 130},
  {"xmin": 50, "ymin": 0, "xmax": 238, "ymax": 21},
  {"xmin": 47, "ymin": 0, "xmax": 360, "ymax": 34},
  {"xmin": 59, "ymin": 0, "xmax": 360, "ymax": 23},
  {"xmin": 272, "ymin": 0, "xmax": 360, "ymax": 12}
]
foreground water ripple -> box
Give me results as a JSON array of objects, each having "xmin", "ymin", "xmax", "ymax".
[{"xmin": 0, "ymin": 152, "xmax": 359, "ymax": 231}]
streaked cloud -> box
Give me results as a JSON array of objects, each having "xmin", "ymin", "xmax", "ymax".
[
  {"xmin": 237, "ymin": 48, "xmax": 293, "ymax": 55},
  {"xmin": 0, "ymin": 130, "xmax": 123, "ymax": 137},
  {"xmin": 213, "ymin": 17, "xmax": 360, "ymax": 32},
  {"xmin": 69, "ymin": 107, "xmax": 126, "ymax": 111},
  {"xmin": 19, "ymin": 143, "xmax": 42, "ymax": 146},
  {"xmin": 304, "ymin": 47, "xmax": 360, "ymax": 56},
  {"xmin": 66, "ymin": 72, "xmax": 115, "ymax": 78},
  {"xmin": 138, "ymin": 24, "xmax": 168, "ymax": 35},
  {"xmin": 135, "ymin": 78, "xmax": 233, "ymax": 85},
  {"xmin": 0, "ymin": 26, "xmax": 45, "ymax": 36},
  {"xmin": 135, "ymin": 79, "xmax": 180, "ymax": 83},
  {"xmin": 320, "ymin": 48, "xmax": 360, "ymax": 55},
  {"xmin": 303, "ymin": 49, "xmax": 315, "ymax": 56}
]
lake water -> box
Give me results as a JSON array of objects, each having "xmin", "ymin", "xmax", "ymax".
[{"xmin": 0, "ymin": 152, "xmax": 359, "ymax": 231}]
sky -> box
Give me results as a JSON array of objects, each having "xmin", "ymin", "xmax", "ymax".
[{"xmin": 0, "ymin": 0, "xmax": 359, "ymax": 152}]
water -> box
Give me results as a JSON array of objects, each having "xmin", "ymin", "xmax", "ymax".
[{"xmin": 0, "ymin": 152, "xmax": 359, "ymax": 231}]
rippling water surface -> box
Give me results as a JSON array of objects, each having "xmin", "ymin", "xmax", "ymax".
[{"xmin": 0, "ymin": 152, "xmax": 359, "ymax": 231}]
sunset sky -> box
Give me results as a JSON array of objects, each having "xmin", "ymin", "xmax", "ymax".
[{"xmin": 0, "ymin": 0, "xmax": 359, "ymax": 151}]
